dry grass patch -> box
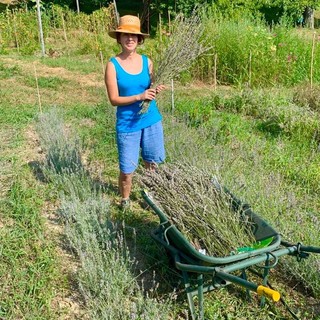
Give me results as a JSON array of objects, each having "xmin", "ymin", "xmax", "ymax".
[
  {"xmin": 0, "ymin": 128, "xmax": 16, "ymax": 185},
  {"xmin": 1, "ymin": 57, "xmax": 104, "ymax": 106},
  {"xmin": 2, "ymin": 57, "xmax": 103, "ymax": 87},
  {"xmin": 0, "ymin": 78, "xmax": 39, "ymax": 105}
]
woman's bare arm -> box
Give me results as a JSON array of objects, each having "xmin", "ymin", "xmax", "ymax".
[
  {"xmin": 148, "ymin": 58, "xmax": 165, "ymax": 94},
  {"xmin": 105, "ymin": 61, "xmax": 156, "ymax": 106}
]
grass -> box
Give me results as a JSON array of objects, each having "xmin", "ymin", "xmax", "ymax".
[
  {"xmin": 0, "ymin": 61, "xmax": 20, "ymax": 79},
  {"xmin": 0, "ymin": 151, "xmax": 63, "ymax": 319},
  {"xmin": 23, "ymin": 75, "xmax": 72, "ymax": 89},
  {"xmin": 40, "ymin": 55, "xmax": 103, "ymax": 74}
]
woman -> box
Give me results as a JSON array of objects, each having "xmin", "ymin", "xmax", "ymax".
[{"xmin": 105, "ymin": 15, "xmax": 165, "ymax": 209}]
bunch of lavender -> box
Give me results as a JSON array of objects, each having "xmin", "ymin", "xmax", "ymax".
[
  {"xmin": 137, "ymin": 162, "xmax": 256, "ymax": 257},
  {"xmin": 140, "ymin": 8, "xmax": 210, "ymax": 113}
]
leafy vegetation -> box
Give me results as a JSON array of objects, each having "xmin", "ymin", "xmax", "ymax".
[{"xmin": 1, "ymin": 5, "xmax": 320, "ymax": 87}]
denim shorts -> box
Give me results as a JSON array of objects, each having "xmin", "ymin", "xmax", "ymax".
[{"xmin": 116, "ymin": 121, "xmax": 165, "ymax": 174}]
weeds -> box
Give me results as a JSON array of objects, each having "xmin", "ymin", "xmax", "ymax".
[
  {"xmin": 172, "ymin": 87, "xmax": 320, "ymax": 145},
  {"xmin": 0, "ymin": 61, "xmax": 20, "ymax": 79},
  {"xmin": 197, "ymin": 8, "xmax": 320, "ymax": 86},
  {"xmin": 293, "ymin": 83, "xmax": 320, "ymax": 112}
]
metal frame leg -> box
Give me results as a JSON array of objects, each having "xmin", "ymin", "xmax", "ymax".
[
  {"xmin": 241, "ymin": 269, "xmax": 251, "ymax": 302},
  {"xmin": 182, "ymin": 271, "xmax": 205, "ymax": 320},
  {"xmin": 182, "ymin": 270, "xmax": 197, "ymax": 320},
  {"xmin": 197, "ymin": 274, "xmax": 204, "ymax": 320},
  {"xmin": 260, "ymin": 256, "xmax": 270, "ymax": 307}
]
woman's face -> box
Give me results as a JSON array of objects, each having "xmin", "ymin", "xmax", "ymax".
[{"xmin": 119, "ymin": 33, "xmax": 138, "ymax": 52}]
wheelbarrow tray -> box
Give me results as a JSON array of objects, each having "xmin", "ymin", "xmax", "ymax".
[
  {"xmin": 142, "ymin": 187, "xmax": 281, "ymax": 266},
  {"xmin": 141, "ymin": 182, "xmax": 320, "ymax": 320}
]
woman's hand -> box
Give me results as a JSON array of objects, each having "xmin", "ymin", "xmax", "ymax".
[
  {"xmin": 137, "ymin": 85, "xmax": 166, "ymax": 104},
  {"xmin": 139, "ymin": 88, "xmax": 156, "ymax": 101},
  {"xmin": 155, "ymin": 84, "xmax": 166, "ymax": 94}
]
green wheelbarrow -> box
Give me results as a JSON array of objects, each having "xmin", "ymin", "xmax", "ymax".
[{"xmin": 141, "ymin": 182, "xmax": 320, "ymax": 320}]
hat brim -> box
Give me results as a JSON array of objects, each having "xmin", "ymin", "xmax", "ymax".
[{"xmin": 108, "ymin": 30, "xmax": 149, "ymax": 39}]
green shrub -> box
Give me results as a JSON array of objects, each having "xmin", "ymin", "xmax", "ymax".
[
  {"xmin": 293, "ymin": 83, "xmax": 320, "ymax": 112},
  {"xmin": 190, "ymin": 8, "xmax": 320, "ymax": 87}
]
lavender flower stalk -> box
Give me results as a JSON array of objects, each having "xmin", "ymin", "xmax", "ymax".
[
  {"xmin": 137, "ymin": 162, "xmax": 256, "ymax": 257},
  {"xmin": 140, "ymin": 8, "xmax": 210, "ymax": 113}
]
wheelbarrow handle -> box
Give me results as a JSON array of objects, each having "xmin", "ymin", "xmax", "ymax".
[
  {"xmin": 257, "ymin": 285, "xmax": 281, "ymax": 302},
  {"xmin": 215, "ymin": 270, "xmax": 281, "ymax": 302},
  {"xmin": 281, "ymin": 241, "xmax": 320, "ymax": 254}
]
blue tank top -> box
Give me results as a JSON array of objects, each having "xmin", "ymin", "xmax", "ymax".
[{"xmin": 110, "ymin": 55, "xmax": 162, "ymax": 133}]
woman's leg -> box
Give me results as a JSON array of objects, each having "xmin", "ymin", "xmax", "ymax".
[
  {"xmin": 143, "ymin": 160, "xmax": 157, "ymax": 170},
  {"xmin": 119, "ymin": 171, "xmax": 133, "ymax": 199},
  {"xmin": 116, "ymin": 130, "xmax": 141, "ymax": 202}
]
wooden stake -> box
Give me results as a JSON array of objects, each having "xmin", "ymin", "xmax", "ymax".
[
  {"xmin": 13, "ymin": 13, "xmax": 19, "ymax": 54},
  {"xmin": 214, "ymin": 53, "xmax": 217, "ymax": 90},
  {"xmin": 61, "ymin": 12, "xmax": 68, "ymax": 44},
  {"xmin": 159, "ymin": 13, "xmax": 162, "ymax": 42},
  {"xmin": 75, "ymin": 0, "xmax": 80, "ymax": 13},
  {"xmin": 51, "ymin": 4, "xmax": 56, "ymax": 32},
  {"xmin": 147, "ymin": 6, "xmax": 150, "ymax": 34},
  {"xmin": 310, "ymin": 32, "xmax": 316, "ymax": 89},
  {"xmin": 171, "ymin": 79, "xmax": 175, "ymax": 113},
  {"xmin": 99, "ymin": 51, "xmax": 108, "ymax": 99},
  {"xmin": 99, "ymin": 51, "xmax": 105, "ymax": 75},
  {"xmin": 34, "ymin": 63, "xmax": 42, "ymax": 113},
  {"xmin": 113, "ymin": 0, "xmax": 119, "ymax": 25},
  {"xmin": 249, "ymin": 50, "xmax": 252, "ymax": 88},
  {"xmin": 36, "ymin": 0, "xmax": 45, "ymax": 57}
]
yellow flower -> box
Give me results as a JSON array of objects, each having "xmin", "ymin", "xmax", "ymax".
[{"xmin": 270, "ymin": 45, "xmax": 277, "ymax": 52}]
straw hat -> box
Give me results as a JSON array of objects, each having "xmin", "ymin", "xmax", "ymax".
[{"xmin": 108, "ymin": 15, "xmax": 149, "ymax": 39}]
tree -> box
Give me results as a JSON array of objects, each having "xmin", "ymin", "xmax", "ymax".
[
  {"xmin": 303, "ymin": 5, "xmax": 315, "ymax": 28},
  {"xmin": 256, "ymin": 0, "xmax": 319, "ymax": 26}
]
